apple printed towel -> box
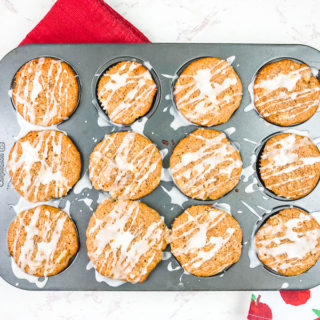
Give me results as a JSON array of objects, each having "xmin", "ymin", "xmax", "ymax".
[{"xmin": 247, "ymin": 287, "xmax": 320, "ymax": 319}]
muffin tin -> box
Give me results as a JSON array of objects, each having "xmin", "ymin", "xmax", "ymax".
[{"xmin": 0, "ymin": 43, "xmax": 320, "ymax": 291}]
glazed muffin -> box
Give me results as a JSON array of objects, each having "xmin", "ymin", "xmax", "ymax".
[
  {"xmin": 89, "ymin": 131, "xmax": 162, "ymax": 199},
  {"xmin": 8, "ymin": 205, "xmax": 78, "ymax": 277},
  {"xmin": 8, "ymin": 130, "xmax": 81, "ymax": 202},
  {"xmin": 259, "ymin": 133, "xmax": 320, "ymax": 199},
  {"xmin": 255, "ymin": 208, "xmax": 320, "ymax": 276},
  {"xmin": 12, "ymin": 57, "xmax": 79, "ymax": 126},
  {"xmin": 170, "ymin": 128, "xmax": 242, "ymax": 200},
  {"xmin": 174, "ymin": 57, "xmax": 242, "ymax": 126},
  {"xmin": 86, "ymin": 199, "xmax": 169, "ymax": 283},
  {"xmin": 171, "ymin": 205, "xmax": 242, "ymax": 276},
  {"xmin": 97, "ymin": 61, "xmax": 157, "ymax": 125},
  {"xmin": 253, "ymin": 59, "xmax": 320, "ymax": 126}
]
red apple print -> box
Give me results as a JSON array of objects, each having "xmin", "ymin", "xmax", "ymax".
[
  {"xmin": 247, "ymin": 294, "xmax": 273, "ymax": 320},
  {"xmin": 280, "ymin": 290, "xmax": 310, "ymax": 306},
  {"xmin": 312, "ymin": 309, "xmax": 320, "ymax": 320}
]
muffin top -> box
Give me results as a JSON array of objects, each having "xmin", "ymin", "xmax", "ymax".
[
  {"xmin": 171, "ymin": 205, "xmax": 242, "ymax": 276},
  {"xmin": 8, "ymin": 130, "xmax": 81, "ymax": 202},
  {"xmin": 254, "ymin": 59, "xmax": 320, "ymax": 126},
  {"xmin": 86, "ymin": 199, "xmax": 169, "ymax": 283},
  {"xmin": 97, "ymin": 61, "xmax": 157, "ymax": 125},
  {"xmin": 170, "ymin": 128, "xmax": 242, "ymax": 200},
  {"xmin": 256, "ymin": 208, "xmax": 320, "ymax": 276},
  {"xmin": 8, "ymin": 205, "xmax": 78, "ymax": 277},
  {"xmin": 259, "ymin": 133, "xmax": 320, "ymax": 199},
  {"xmin": 12, "ymin": 57, "xmax": 79, "ymax": 126},
  {"xmin": 174, "ymin": 57, "xmax": 242, "ymax": 126},
  {"xmin": 89, "ymin": 131, "xmax": 162, "ymax": 199}
]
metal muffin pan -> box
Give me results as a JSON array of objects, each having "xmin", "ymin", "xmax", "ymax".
[{"xmin": 0, "ymin": 43, "xmax": 320, "ymax": 291}]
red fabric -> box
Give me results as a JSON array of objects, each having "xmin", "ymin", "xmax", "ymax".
[
  {"xmin": 19, "ymin": 0, "xmax": 150, "ymax": 46},
  {"xmin": 280, "ymin": 290, "xmax": 311, "ymax": 306}
]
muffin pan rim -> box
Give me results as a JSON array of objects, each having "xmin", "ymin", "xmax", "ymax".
[{"xmin": 0, "ymin": 43, "xmax": 320, "ymax": 291}]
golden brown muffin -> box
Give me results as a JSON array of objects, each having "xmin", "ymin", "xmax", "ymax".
[
  {"xmin": 259, "ymin": 133, "xmax": 320, "ymax": 199},
  {"xmin": 171, "ymin": 205, "xmax": 242, "ymax": 276},
  {"xmin": 8, "ymin": 130, "xmax": 81, "ymax": 202},
  {"xmin": 255, "ymin": 208, "xmax": 320, "ymax": 276},
  {"xmin": 174, "ymin": 57, "xmax": 242, "ymax": 126},
  {"xmin": 12, "ymin": 57, "xmax": 79, "ymax": 126},
  {"xmin": 89, "ymin": 131, "xmax": 162, "ymax": 199},
  {"xmin": 170, "ymin": 128, "xmax": 242, "ymax": 200},
  {"xmin": 86, "ymin": 199, "xmax": 169, "ymax": 283},
  {"xmin": 97, "ymin": 61, "xmax": 157, "ymax": 125},
  {"xmin": 254, "ymin": 59, "xmax": 320, "ymax": 126},
  {"xmin": 8, "ymin": 205, "xmax": 78, "ymax": 277}
]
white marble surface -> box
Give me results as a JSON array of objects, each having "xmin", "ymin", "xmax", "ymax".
[{"xmin": 0, "ymin": 0, "xmax": 320, "ymax": 319}]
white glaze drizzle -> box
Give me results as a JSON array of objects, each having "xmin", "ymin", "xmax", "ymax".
[
  {"xmin": 10, "ymin": 196, "xmax": 60, "ymax": 215},
  {"xmin": 241, "ymin": 154, "xmax": 257, "ymax": 183},
  {"xmin": 167, "ymin": 261, "xmax": 182, "ymax": 271},
  {"xmin": 174, "ymin": 59, "xmax": 241, "ymax": 125},
  {"xmin": 15, "ymin": 111, "xmax": 58, "ymax": 140},
  {"xmin": 89, "ymin": 132, "xmax": 161, "ymax": 199},
  {"xmin": 256, "ymin": 212, "xmax": 320, "ymax": 271},
  {"xmin": 98, "ymin": 61, "xmax": 156, "ymax": 123},
  {"xmin": 86, "ymin": 261, "xmax": 125, "ymax": 287},
  {"xmin": 254, "ymin": 66, "xmax": 320, "ymax": 121},
  {"xmin": 160, "ymin": 185, "xmax": 189, "ymax": 207},
  {"xmin": 73, "ymin": 171, "xmax": 92, "ymax": 195},
  {"xmin": 8, "ymin": 130, "xmax": 74, "ymax": 202},
  {"xmin": 11, "ymin": 258, "xmax": 48, "ymax": 288},
  {"xmin": 162, "ymin": 251, "xmax": 172, "ymax": 261},
  {"xmin": 87, "ymin": 201, "xmax": 167, "ymax": 283},
  {"xmin": 169, "ymin": 106, "xmax": 191, "ymax": 129},
  {"xmin": 161, "ymin": 168, "xmax": 172, "ymax": 182},
  {"xmin": 11, "ymin": 206, "xmax": 67, "ymax": 276},
  {"xmin": 97, "ymin": 192, "xmax": 110, "ymax": 204},
  {"xmin": 79, "ymin": 198, "xmax": 94, "ymax": 211},
  {"xmin": 241, "ymin": 201, "xmax": 262, "ymax": 219},
  {"xmin": 171, "ymin": 131, "xmax": 242, "ymax": 199},
  {"xmin": 224, "ymin": 127, "xmax": 236, "ymax": 136},
  {"xmin": 248, "ymin": 233, "xmax": 261, "ymax": 269},
  {"xmin": 130, "ymin": 116, "xmax": 148, "ymax": 135},
  {"xmin": 172, "ymin": 208, "xmax": 236, "ymax": 273},
  {"xmin": 12, "ymin": 58, "xmax": 75, "ymax": 126},
  {"xmin": 260, "ymin": 134, "xmax": 320, "ymax": 198}
]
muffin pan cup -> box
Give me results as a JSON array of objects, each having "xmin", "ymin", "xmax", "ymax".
[{"xmin": 1, "ymin": 43, "xmax": 320, "ymax": 291}]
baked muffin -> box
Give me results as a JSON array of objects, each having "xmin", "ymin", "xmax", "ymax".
[
  {"xmin": 12, "ymin": 57, "xmax": 79, "ymax": 126},
  {"xmin": 171, "ymin": 205, "xmax": 242, "ymax": 276},
  {"xmin": 259, "ymin": 133, "xmax": 320, "ymax": 199},
  {"xmin": 254, "ymin": 59, "xmax": 320, "ymax": 126},
  {"xmin": 89, "ymin": 131, "xmax": 162, "ymax": 199},
  {"xmin": 255, "ymin": 208, "xmax": 320, "ymax": 276},
  {"xmin": 86, "ymin": 199, "xmax": 169, "ymax": 283},
  {"xmin": 174, "ymin": 57, "xmax": 242, "ymax": 126},
  {"xmin": 8, "ymin": 130, "xmax": 81, "ymax": 202},
  {"xmin": 97, "ymin": 61, "xmax": 157, "ymax": 125},
  {"xmin": 170, "ymin": 128, "xmax": 242, "ymax": 200},
  {"xmin": 8, "ymin": 205, "xmax": 78, "ymax": 277}
]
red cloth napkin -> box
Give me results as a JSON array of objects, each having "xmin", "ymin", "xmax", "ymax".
[{"xmin": 19, "ymin": 0, "xmax": 149, "ymax": 46}]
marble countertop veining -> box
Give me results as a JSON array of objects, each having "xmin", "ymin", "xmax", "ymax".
[{"xmin": 0, "ymin": 0, "xmax": 320, "ymax": 319}]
